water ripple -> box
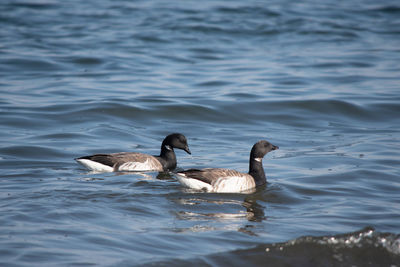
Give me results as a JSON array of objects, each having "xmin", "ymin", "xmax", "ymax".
[{"xmin": 1, "ymin": 0, "xmax": 399, "ymax": 266}]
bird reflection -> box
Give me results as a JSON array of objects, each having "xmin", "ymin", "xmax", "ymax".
[
  {"xmin": 156, "ymin": 172, "xmax": 174, "ymax": 180},
  {"xmin": 242, "ymin": 197, "xmax": 266, "ymax": 222},
  {"xmin": 242, "ymin": 184, "xmax": 267, "ymax": 222},
  {"xmin": 173, "ymin": 186, "xmax": 267, "ymax": 235},
  {"xmin": 96, "ymin": 170, "xmax": 175, "ymax": 180}
]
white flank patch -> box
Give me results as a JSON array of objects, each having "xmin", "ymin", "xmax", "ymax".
[
  {"xmin": 175, "ymin": 173, "xmax": 213, "ymax": 191},
  {"xmin": 76, "ymin": 159, "xmax": 113, "ymax": 172},
  {"xmin": 175, "ymin": 173, "xmax": 256, "ymax": 194},
  {"xmin": 254, "ymin": 158, "xmax": 262, "ymax": 162},
  {"xmin": 118, "ymin": 158, "xmax": 156, "ymax": 171},
  {"xmin": 213, "ymin": 176, "xmax": 252, "ymax": 193}
]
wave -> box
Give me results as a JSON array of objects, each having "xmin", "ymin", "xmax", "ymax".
[
  {"xmin": 2, "ymin": 98, "xmax": 398, "ymax": 133},
  {"xmin": 143, "ymin": 227, "xmax": 400, "ymax": 266}
]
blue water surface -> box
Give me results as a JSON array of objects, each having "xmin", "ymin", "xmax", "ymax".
[{"xmin": 1, "ymin": 0, "xmax": 400, "ymax": 266}]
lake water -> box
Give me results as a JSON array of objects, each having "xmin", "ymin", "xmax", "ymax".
[{"xmin": 1, "ymin": 0, "xmax": 400, "ymax": 266}]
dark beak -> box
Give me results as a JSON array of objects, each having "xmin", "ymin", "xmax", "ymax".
[
  {"xmin": 184, "ymin": 146, "xmax": 191, "ymax": 155},
  {"xmin": 272, "ymin": 145, "xmax": 279, "ymax": 150}
]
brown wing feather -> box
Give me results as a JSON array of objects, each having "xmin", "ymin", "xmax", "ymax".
[
  {"xmin": 77, "ymin": 154, "xmax": 117, "ymax": 167},
  {"xmin": 112, "ymin": 152, "xmax": 163, "ymax": 171},
  {"xmin": 111, "ymin": 152, "xmax": 153, "ymax": 163},
  {"xmin": 79, "ymin": 152, "xmax": 163, "ymax": 170},
  {"xmin": 180, "ymin": 168, "xmax": 249, "ymax": 185}
]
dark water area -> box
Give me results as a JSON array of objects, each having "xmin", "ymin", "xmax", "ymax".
[{"xmin": 1, "ymin": 0, "xmax": 400, "ymax": 266}]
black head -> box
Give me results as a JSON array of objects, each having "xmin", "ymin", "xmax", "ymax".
[
  {"xmin": 250, "ymin": 140, "xmax": 278, "ymax": 159},
  {"xmin": 163, "ymin": 133, "xmax": 191, "ymax": 154}
]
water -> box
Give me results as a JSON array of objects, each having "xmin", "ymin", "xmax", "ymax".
[{"xmin": 1, "ymin": 0, "xmax": 400, "ymax": 266}]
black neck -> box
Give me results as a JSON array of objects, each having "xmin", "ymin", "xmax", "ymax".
[
  {"xmin": 248, "ymin": 158, "xmax": 266, "ymax": 186},
  {"xmin": 159, "ymin": 143, "xmax": 177, "ymax": 170}
]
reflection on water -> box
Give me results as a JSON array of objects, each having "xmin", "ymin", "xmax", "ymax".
[
  {"xmin": 156, "ymin": 172, "xmax": 174, "ymax": 180},
  {"xmin": 172, "ymin": 190, "xmax": 267, "ymax": 235},
  {"xmin": 77, "ymin": 169, "xmax": 174, "ymax": 180},
  {"xmin": 242, "ymin": 197, "xmax": 266, "ymax": 222}
]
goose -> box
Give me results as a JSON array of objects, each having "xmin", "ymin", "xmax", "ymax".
[
  {"xmin": 75, "ymin": 133, "xmax": 191, "ymax": 172},
  {"xmin": 175, "ymin": 140, "xmax": 278, "ymax": 193}
]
